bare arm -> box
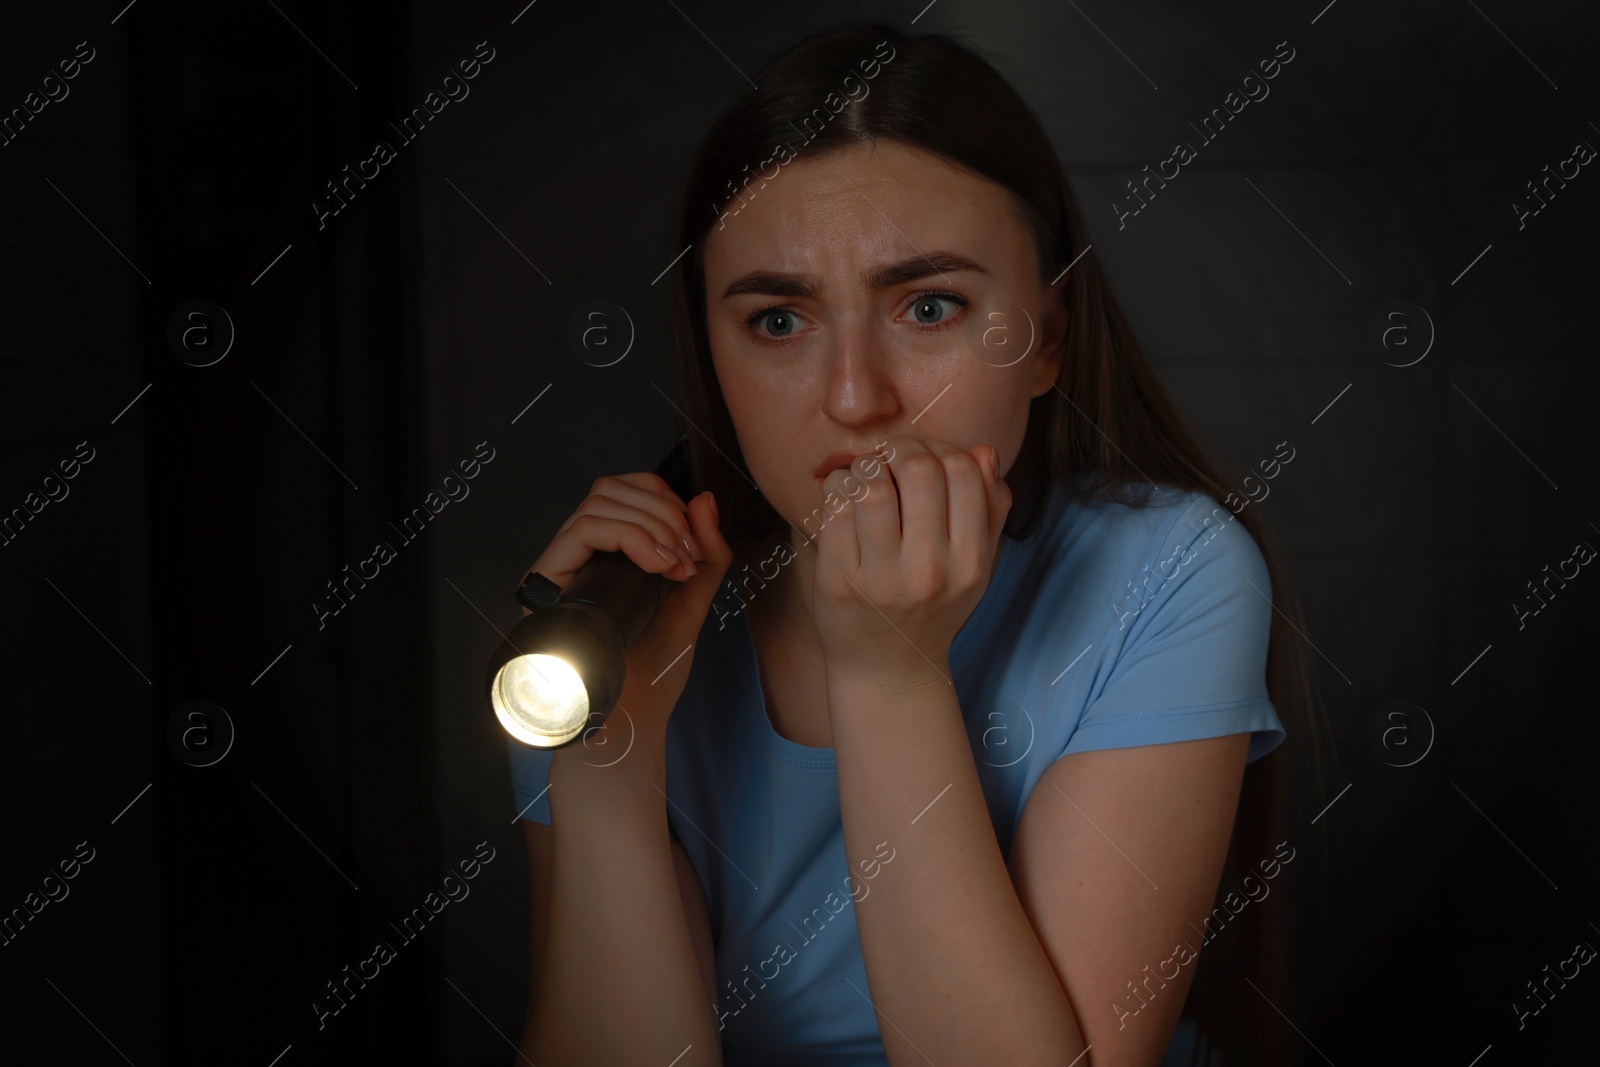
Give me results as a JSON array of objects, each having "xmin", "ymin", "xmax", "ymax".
[
  {"xmin": 514, "ymin": 741, "xmax": 723, "ymax": 1067},
  {"xmin": 829, "ymin": 666, "xmax": 1248, "ymax": 1067},
  {"xmin": 1008, "ymin": 735, "xmax": 1249, "ymax": 1066},
  {"xmin": 517, "ymin": 812, "xmax": 719, "ymax": 1067},
  {"xmin": 828, "ymin": 666, "xmax": 1084, "ymax": 1065},
  {"xmin": 671, "ymin": 832, "xmax": 720, "ymax": 1013}
]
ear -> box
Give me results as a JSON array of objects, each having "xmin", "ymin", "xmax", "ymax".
[{"xmin": 1029, "ymin": 276, "xmax": 1069, "ymax": 398}]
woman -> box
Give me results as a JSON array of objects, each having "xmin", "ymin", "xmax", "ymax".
[{"xmin": 509, "ymin": 22, "xmax": 1317, "ymax": 1067}]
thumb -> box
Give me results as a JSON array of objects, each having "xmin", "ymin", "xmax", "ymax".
[{"xmin": 630, "ymin": 491, "xmax": 734, "ymax": 667}]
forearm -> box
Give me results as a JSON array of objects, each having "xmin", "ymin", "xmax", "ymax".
[
  {"xmin": 528, "ymin": 742, "xmax": 722, "ymax": 1066},
  {"xmin": 827, "ymin": 664, "xmax": 1085, "ymax": 1065}
]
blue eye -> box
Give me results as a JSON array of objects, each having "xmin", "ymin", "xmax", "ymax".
[
  {"xmin": 742, "ymin": 303, "xmax": 806, "ymax": 337},
  {"xmin": 740, "ymin": 290, "xmax": 970, "ymax": 345},
  {"xmin": 903, "ymin": 291, "xmax": 968, "ymax": 327},
  {"xmin": 752, "ymin": 308, "xmax": 798, "ymax": 337}
]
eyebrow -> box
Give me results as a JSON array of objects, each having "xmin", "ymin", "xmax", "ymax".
[{"xmin": 720, "ymin": 251, "xmax": 989, "ymax": 299}]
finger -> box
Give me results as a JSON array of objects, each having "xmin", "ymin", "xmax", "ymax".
[
  {"xmin": 925, "ymin": 440, "xmax": 988, "ymax": 568},
  {"xmin": 559, "ymin": 495, "xmax": 696, "ymax": 570},
  {"xmin": 561, "ymin": 475, "xmax": 699, "ymax": 559},
  {"xmin": 573, "ymin": 471, "xmax": 691, "ymax": 518},
  {"xmin": 631, "ymin": 492, "xmax": 734, "ymax": 675},
  {"xmin": 530, "ymin": 513, "xmax": 689, "ymax": 592},
  {"xmin": 562, "ymin": 474, "xmax": 692, "ymax": 543},
  {"xmin": 818, "ymin": 467, "xmax": 863, "ymax": 578},
  {"xmin": 881, "ymin": 435, "xmax": 947, "ymax": 573},
  {"xmin": 849, "ymin": 441, "xmax": 901, "ymax": 577},
  {"xmin": 614, "ymin": 471, "xmax": 691, "ymax": 512}
]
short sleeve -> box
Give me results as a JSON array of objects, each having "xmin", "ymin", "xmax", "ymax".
[
  {"xmin": 507, "ymin": 741, "xmax": 554, "ymax": 825},
  {"xmin": 1059, "ymin": 495, "xmax": 1285, "ymax": 764}
]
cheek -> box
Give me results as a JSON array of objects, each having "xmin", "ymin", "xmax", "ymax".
[
  {"xmin": 941, "ymin": 361, "xmax": 1034, "ymax": 471},
  {"xmin": 710, "ymin": 367, "xmax": 841, "ymax": 526},
  {"xmin": 708, "ymin": 349, "xmax": 806, "ymax": 484},
  {"xmin": 711, "ymin": 333, "xmax": 821, "ymax": 424},
  {"xmin": 711, "ymin": 350, "xmax": 773, "ymax": 440}
]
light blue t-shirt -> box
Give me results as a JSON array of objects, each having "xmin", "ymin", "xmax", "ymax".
[{"xmin": 508, "ymin": 476, "xmax": 1284, "ymax": 1065}]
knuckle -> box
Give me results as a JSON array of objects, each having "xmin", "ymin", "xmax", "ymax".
[
  {"xmin": 906, "ymin": 560, "xmax": 944, "ymax": 596},
  {"xmin": 944, "ymin": 452, "xmax": 981, "ymax": 478},
  {"xmin": 857, "ymin": 485, "xmax": 892, "ymax": 508},
  {"xmin": 900, "ymin": 455, "xmax": 943, "ymax": 483},
  {"xmin": 566, "ymin": 515, "xmax": 604, "ymax": 549}
]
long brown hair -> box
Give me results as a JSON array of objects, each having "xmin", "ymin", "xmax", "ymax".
[{"xmin": 664, "ymin": 22, "xmax": 1331, "ymax": 1066}]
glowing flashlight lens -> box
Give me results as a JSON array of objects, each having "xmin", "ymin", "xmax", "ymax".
[{"xmin": 493, "ymin": 653, "xmax": 591, "ymax": 747}]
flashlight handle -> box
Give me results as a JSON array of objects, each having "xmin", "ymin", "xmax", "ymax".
[{"xmin": 558, "ymin": 549, "xmax": 667, "ymax": 652}]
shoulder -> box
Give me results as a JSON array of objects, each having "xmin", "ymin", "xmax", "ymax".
[
  {"xmin": 951, "ymin": 479, "xmax": 1286, "ymax": 850},
  {"xmin": 1012, "ymin": 477, "xmax": 1262, "ymax": 603},
  {"xmin": 1019, "ymin": 479, "xmax": 1282, "ymax": 761},
  {"xmin": 1000, "ymin": 476, "xmax": 1276, "ymax": 710},
  {"xmin": 970, "ymin": 476, "xmax": 1271, "ymax": 701}
]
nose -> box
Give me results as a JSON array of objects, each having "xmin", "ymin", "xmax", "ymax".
[{"xmin": 819, "ymin": 316, "xmax": 900, "ymax": 428}]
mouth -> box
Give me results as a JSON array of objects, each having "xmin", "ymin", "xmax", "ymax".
[{"xmin": 814, "ymin": 449, "xmax": 868, "ymax": 481}]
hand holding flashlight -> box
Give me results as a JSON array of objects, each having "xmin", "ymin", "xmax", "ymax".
[
  {"xmin": 506, "ymin": 474, "xmax": 732, "ymax": 754},
  {"xmin": 525, "ymin": 473, "xmax": 708, "ymax": 593}
]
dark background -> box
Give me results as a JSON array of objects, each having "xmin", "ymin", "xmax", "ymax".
[{"xmin": 2, "ymin": 0, "xmax": 1596, "ymax": 1063}]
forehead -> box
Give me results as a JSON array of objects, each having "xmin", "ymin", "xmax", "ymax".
[{"xmin": 702, "ymin": 140, "xmax": 1035, "ymax": 283}]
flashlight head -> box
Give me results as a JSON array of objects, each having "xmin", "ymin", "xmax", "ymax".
[
  {"xmin": 492, "ymin": 651, "xmax": 590, "ymax": 747},
  {"xmin": 487, "ymin": 601, "xmax": 627, "ymax": 749}
]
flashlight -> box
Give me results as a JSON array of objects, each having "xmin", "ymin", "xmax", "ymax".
[{"xmin": 486, "ymin": 437, "xmax": 693, "ymax": 749}]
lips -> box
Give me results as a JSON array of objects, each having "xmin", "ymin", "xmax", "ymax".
[{"xmin": 814, "ymin": 450, "xmax": 867, "ymax": 479}]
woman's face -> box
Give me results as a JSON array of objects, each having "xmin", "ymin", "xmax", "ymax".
[{"xmin": 702, "ymin": 139, "xmax": 1066, "ymax": 539}]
